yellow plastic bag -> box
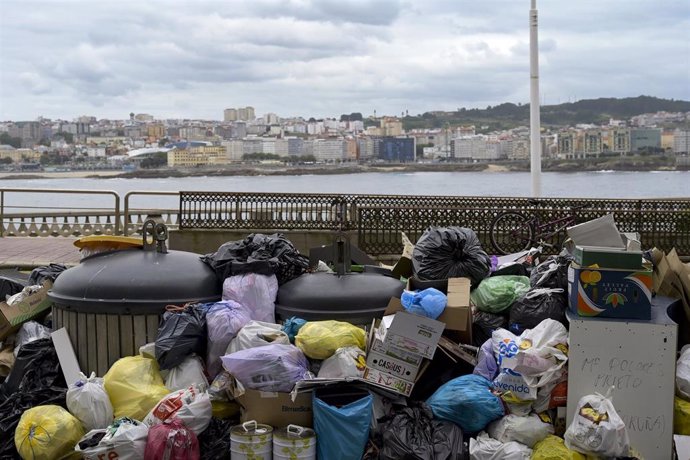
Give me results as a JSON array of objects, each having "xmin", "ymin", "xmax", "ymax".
[
  {"xmin": 675, "ymin": 396, "xmax": 690, "ymax": 435},
  {"xmin": 15, "ymin": 405, "xmax": 84, "ymax": 460},
  {"xmin": 532, "ymin": 435, "xmax": 586, "ymax": 460},
  {"xmin": 295, "ymin": 320, "xmax": 365, "ymax": 360},
  {"xmin": 104, "ymin": 355, "xmax": 170, "ymax": 421}
]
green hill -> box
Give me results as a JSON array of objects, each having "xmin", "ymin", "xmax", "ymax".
[{"xmin": 402, "ymin": 96, "xmax": 690, "ymax": 132}]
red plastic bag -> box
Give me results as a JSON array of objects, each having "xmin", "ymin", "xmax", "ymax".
[{"xmin": 144, "ymin": 418, "xmax": 200, "ymax": 460}]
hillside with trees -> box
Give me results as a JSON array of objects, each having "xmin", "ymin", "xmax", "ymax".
[{"xmin": 402, "ymin": 96, "xmax": 690, "ymax": 132}]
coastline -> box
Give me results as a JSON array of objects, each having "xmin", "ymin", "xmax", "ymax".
[{"xmin": 0, "ymin": 158, "xmax": 681, "ymax": 180}]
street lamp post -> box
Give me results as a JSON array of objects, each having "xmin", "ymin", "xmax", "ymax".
[{"xmin": 530, "ymin": 0, "xmax": 542, "ymax": 197}]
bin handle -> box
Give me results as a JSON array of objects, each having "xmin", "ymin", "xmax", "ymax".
[
  {"xmin": 287, "ymin": 424, "xmax": 305, "ymax": 436},
  {"xmin": 242, "ymin": 420, "xmax": 257, "ymax": 432}
]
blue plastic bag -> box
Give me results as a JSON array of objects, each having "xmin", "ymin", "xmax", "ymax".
[
  {"xmin": 313, "ymin": 393, "xmax": 373, "ymax": 460},
  {"xmin": 400, "ymin": 287, "xmax": 447, "ymax": 319},
  {"xmin": 426, "ymin": 374, "xmax": 504, "ymax": 433},
  {"xmin": 282, "ymin": 316, "xmax": 307, "ymax": 342}
]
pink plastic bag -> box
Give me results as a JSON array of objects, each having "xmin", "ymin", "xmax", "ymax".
[{"xmin": 144, "ymin": 418, "xmax": 200, "ymax": 460}]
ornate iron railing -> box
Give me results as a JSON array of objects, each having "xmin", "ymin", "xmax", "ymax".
[{"xmin": 180, "ymin": 192, "xmax": 690, "ymax": 256}]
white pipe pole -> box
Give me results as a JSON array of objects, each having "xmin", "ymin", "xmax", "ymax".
[{"xmin": 529, "ymin": 0, "xmax": 542, "ymax": 197}]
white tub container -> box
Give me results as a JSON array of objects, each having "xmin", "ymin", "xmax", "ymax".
[
  {"xmin": 273, "ymin": 424, "xmax": 316, "ymax": 460},
  {"xmin": 230, "ymin": 420, "xmax": 273, "ymax": 460}
]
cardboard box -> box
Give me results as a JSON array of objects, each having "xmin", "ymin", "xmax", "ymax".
[
  {"xmin": 369, "ymin": 323, "xmax": 424, "ymax": 366},
  {"xmin": 387, "ymin": 276, "xmax": 473, "ymax": 345},
  {"xmin": 362, "ymin": 367, "xmax": 416, "ymax": 396},
  {"xmin": 365, "ymin": 349, "xmax": 422, "ymax": 382},
  {"xmin": 573, "ymin": 245, "xmax": 644, "ymax": 270},
  {"xmin": 236, "ymin": 388, "xmax": 313, "ymax": 428},
  {"xmin": 0, "ymin": 280, "xmax": 53, "ymax": 340},
  {"xmin": 383, "ymin": 310, "xmax": 444, "ymax": 359},
  {"xmin": 567, "ymin": 262, "xmax": 653, "ymax": 320}
]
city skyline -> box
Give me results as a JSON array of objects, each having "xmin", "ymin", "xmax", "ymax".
[{"xmin": 1, "ymin": 0, "xmax": 689, "ymax": 121}]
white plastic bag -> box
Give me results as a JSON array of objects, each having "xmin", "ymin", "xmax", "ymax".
[
  {"xmin": 487, "ymin": 414, "xmax": 554, "ymax": 448},
  {"xmin": 66, "ymin": 372, "xmax": 114, "ymax": 431},
  {"xmin": 76, "ymin": 418, "xmax": 149, "ymax": 460},
  {"xmin": 676, "ymin": 345, "xmax": 690, "ymax": 400},
  {"xmin": 564, "ymin": 392, "xmax": 630, "ymax": 457},
  {"xmin": 492, "ymin": 319, "xmax": 568, "ymax": 402},
  {"xmin": 317, "ymin": 346, "xmax": 366, "ymax": 379},
  {"xmin": 227, "ymin": 320, "xmax": 290, "ymax": 353},
  {"xmin": 143, "ymin": 384, "xmax": 212, "ymax": 435},
  {"xmin": 469, "ymin": 431, "xmax": 532, "ymax": 460},
  {"xmin": 222, "ymin": 273, "xmax": 279, "ymax": 323},
  {"xmin": 165, "ymin": 355, "xmax": 209, "ymax": 391}
]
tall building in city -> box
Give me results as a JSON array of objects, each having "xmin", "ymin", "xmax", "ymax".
[
  {"xmin": 224, "ymin": 108, "xmax": 238, "ymax": 122},
  {"xmin": 609, "ymin": 127, "xmax": 630, "ymax": 154},
  {"xmin": 673, "ymin": 129, "xmax": 690, "ymax": 154},
  {"xmin": 224, "ymin": 107, "xmax": 255, "ymax": 122},
  {"xmin": 630, "ymin": 128, "xmax": 662, "ymax": 152},
  {"xmin": 376, "ymin": 137, "xmax": 415, "ymax": 162}
]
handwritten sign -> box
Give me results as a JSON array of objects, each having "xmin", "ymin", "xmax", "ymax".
[{"xmin": 566, "ymin": 308, "xmax": 676, "ymax": 460}]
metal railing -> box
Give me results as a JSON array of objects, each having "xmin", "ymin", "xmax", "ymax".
[{"xmin": 2, "ymin": 188, "xmax": 689, "ymax": 257}]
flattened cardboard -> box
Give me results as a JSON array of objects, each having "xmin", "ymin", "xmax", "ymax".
[
  {"xmin": 383, "ymin": 310, "xmax": 444, "ymax": 359},
  {"xmin": 51, "ymin": 327, "xmax": 82, "ymax": 385},
  {"xmin": 0, "ymin": 280, "xmax": 53, "ymax": 341},
  {"xmin": 365, "ymin": 349, "xmax": 421, "ymax": 381}
]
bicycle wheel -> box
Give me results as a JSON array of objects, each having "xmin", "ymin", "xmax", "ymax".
[{"xmin": 489, "ymin": 211, "xmax": 535, "ymax": 255}]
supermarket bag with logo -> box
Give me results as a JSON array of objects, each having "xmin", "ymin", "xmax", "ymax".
[
  {"xmin": 14, "ymin": 405, "xmax": 84, "ymax": 460},
  {"xmin": 144, "ymin": 417, "xmax": 200, "ymax": 460},
  {"xmin": 66, "ymin": 371, "xmax": 114, "ymax": 431},
  {"xmin": 144, "ymin": 384, "xmax": 212, "ymax": 435},
  {"xmin": 76, "ymin": 417, "xmax": 149, "ymax": 460},
  {"xmin": 564, "ymin": 391, "xmax": 630, "ymax": 457},
  {"xmin": 492, "ymin": 319, "xmax": 568, "ymax": 402}
]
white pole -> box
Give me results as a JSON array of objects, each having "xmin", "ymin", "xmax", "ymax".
[{"xmin": 529, "ymin": 0, "xmax": 542, "ymax": 197}]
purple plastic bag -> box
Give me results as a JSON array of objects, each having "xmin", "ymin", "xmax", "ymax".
[
  {"xmin": 206, "ymin": 301, "xmax": 252, "ymax": 379},
  {"xmin": 222, "ymin": 273, "xmax": 278, "ymax": 323},
  {"xmin": 221, "ymin": 344, "xmax": 310, "ymax": 393},
  {"xmin": 473, "ymin": 339, "xmax": 499, "ymax": 381}
]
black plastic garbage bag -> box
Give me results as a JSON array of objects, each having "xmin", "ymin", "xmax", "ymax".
[
  {"xmin": 201, "ymin": 233, "xmax": 310, "ymax": 286},
  {"xmin": 472, "ymin": 310, "xmax": 509, "ymax": 347},
  {"xmin": 530, "ymin": 254, "xmax": 572, "ymax": 289},
  {"xmin": 509, "ymin": 288, "xmax": 568, "ymax": 335},
  {"xmin": 155, "ymin": 304, "xmax": 207, "ymax": 370},
  {"xmin": 0, "ymin": 276, "xmax": 26, "ymax": 299},
  {"xmin": 0, "ymin": 338, "xmax": 65, "ymax": 397},
  {"xmin": 28, "ymin": 263, "xmax": 68, "ymax": 285},
  {"xmin": 379, "ymin": 402, "xmax": 466, "ymax": 460},
  {"xmin": 0, "ymin": 386, "xmax": 67, "ymax": 458},
  {"xmin": 198, "ymin": 418, "xmax": 234, "ymax": 460},
  {"xmin": 412, "ymin": 227, "xmax": 491, "ymax": 288},
  {"xmin": 0, "ymin": 338, "xmax": 67, "ymax": 459}
]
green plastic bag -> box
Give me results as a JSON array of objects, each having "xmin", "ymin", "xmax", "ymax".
[{"xmin": 470, "ymin": 275, "xmax": 530, "ymax": 313}]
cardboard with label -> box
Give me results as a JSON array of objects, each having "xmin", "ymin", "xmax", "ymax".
[
  {"xmin": 0, "ymin": 280, "xmax": 53, "ymax": 341},
  {"xmin": 236, "ymin": 389, "xmax": 313, "ymax": 428},
  {"xmin": 386, "ymin": 277, "xmax": 473, "ymax": 345},
  {"xmin": 365, "ymin": 349, "xmax": 421, "ymax": 382}
]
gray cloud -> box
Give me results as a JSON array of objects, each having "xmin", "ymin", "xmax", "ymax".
[{"xmin": 0, "ymin": 0, "xmax": 688, "ymax": 120}]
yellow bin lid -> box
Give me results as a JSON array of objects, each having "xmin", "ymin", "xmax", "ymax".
[{"xmin": 74, "ymin": 235, "xmax": 143, "ymax": 250}]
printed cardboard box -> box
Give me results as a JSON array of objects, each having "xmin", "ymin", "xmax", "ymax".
[
  {"xmin": 362, "ymin": 364, "xmax": 430, "ymax": 397},
  {"xmin": 383, "ymin": 310, "xmax": 444, "ymax": 359},
  {"xmin": 365, "ymin": 349, "xmax": 422, "ymax": 382},
  {"xmin": 0, "ymin": 280, "xmax": 53, "ymax": 340},
  {"xmin": 567, "ymin": 262, "xmax": 653, "ymax": 320},
  {"xmin": 573, "ymin": 245, "xmax": 644, "ymax": 270},
  {"xmin": 236, "ymin": 388, "xmax": 313, "ymax": 428}
]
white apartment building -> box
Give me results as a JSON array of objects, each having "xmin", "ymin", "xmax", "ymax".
[
  {"xmin": 674, "ymin": 129, "xmax": 690, "ymax": 154},
  {"xmin": 86, "ymin": 146, "xmax": 106, "ymax": 158},
  {"xmin": 312, "ymin": 139, "xmax": 345, "ymax": 162},
  {"xmin": 307, "ymin": 122, "xmax": 324, "ymax": 135},
  {"xmin": 222, "ymin": 140, "xmax": 244, "ymax": 161},
  {"xmin": 451, "ymin": 136, "xmax": 486, "ymax": 160}
]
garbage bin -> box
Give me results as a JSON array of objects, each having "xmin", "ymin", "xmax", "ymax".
[{"xmin": 49, "ymin": 221, "xmax": 221, "ymax": 376}]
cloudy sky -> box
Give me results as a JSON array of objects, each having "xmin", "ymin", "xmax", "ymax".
[{"xmin": 1, "ymin": 0, "xmax": 688, "ymax": 121}]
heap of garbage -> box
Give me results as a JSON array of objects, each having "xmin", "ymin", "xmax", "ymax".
[{"xmin": 0, "ymin": 216, "xmax": 689, "ymax": 459}]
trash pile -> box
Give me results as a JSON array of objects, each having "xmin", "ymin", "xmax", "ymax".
[{"xmin": 0, "ymin": 219, "xmax": 687, "ymax": 459}]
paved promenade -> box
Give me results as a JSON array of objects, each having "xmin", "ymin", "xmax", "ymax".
[{"xmin": 0, "ymin": 237, "xmax": 82, "ymax": 268}]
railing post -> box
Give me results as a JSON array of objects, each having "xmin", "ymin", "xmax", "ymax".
[
  {"xmin": 114, "ymin": 193, "xmax": 121, "ymax": 236},
  {"xmin": 0, "ymin": 190, "xmax": 4, "ymax": 238}
]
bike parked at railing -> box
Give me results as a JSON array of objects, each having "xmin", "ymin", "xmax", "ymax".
[{"xmin": 489, "ymin": 199, "xmax": 589, "ymax": 255}]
